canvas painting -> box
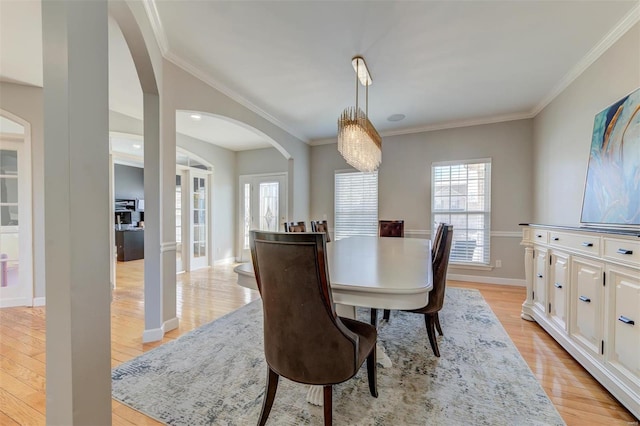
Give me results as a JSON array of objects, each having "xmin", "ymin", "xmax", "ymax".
[{"xmin": 581, "ymin": 88, "xmax": 640, "ymax": 226}]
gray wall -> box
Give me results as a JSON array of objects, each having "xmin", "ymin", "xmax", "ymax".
[
  {"xmin": 533, "ymin": 23, "xmax": 640, "ymax": 225},
  {"xmin": 176, "ymin": 132, "xmax": 236, "ymax": 262},
  {"xmin": 114, "ymin": 164, "xmax": 144, "ymax": 199},
  {"xmin": 0, "ymin": 82, "xmax": 46, "ymax": 299},
  {"xmin": 162, "ymin": 60, "xmax": 310, "ymax": 223},
  {"xmin": 311, "ymin": 119, "xmax": 534, "ymax": 281},
  {"xmin": 237, "ymin": 147, "xmax": 288, "ymax": 176}
]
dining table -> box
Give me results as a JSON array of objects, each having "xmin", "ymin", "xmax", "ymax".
[{"xmin": 234, "ymin": 235, "xmax": 433, "ymax": 405}]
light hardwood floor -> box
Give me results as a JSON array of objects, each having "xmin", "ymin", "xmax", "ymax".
[{"xmin": 0, "ymin": 260, "xmax": 636, "ymax": 425}]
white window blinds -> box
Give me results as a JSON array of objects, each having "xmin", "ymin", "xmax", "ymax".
[
  {"xmin": 334, "ymin": 171, "xmax": 378, "ymax": 240},
  {"xmin": 432, "ymin": 159, "xmax": 491, "ymax": 265}
]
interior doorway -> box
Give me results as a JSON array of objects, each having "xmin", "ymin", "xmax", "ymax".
[{"xmin": 238, "ymin": 173, "xmax": 287, "ymax": 262}]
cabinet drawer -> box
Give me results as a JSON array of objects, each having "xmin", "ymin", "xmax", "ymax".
[
  {"xmin": 531, "ymin": 230, "xmax": 549, "ymax": 244},
  {"xmin": 603, "ymin": 238, "xmax": 640, "ymax": 268},
  {"xmin": 549, "ymin": 231, "xmax": 600, "ymax": 256}
]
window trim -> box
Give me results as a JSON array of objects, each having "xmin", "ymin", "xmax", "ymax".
[{"xmin": 431, "ymin": 158, "xmax": 492, "ymax": 265}]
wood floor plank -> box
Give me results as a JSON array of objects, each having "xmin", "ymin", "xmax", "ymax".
[{"xmin": 0, "ymin": 261, "xmax": 636, "ymax": 424}]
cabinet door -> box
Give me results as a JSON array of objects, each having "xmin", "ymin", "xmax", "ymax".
[
  {"xmin": 549, "ymin": 251, "xmax": 569, "ymax": 331},
  {"xmin": 606, "ymin": 265, "xmax": 640, "ymax": 391},
  {"xmin": 533, "ymin": 248, "xmax": 548, "ymax": 314},
  {"xmin": 570, "ymin": 257, "xmax": 604, "ymax": 357}
]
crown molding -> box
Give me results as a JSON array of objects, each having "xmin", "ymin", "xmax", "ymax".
[
  {"xmin": 381, "ymin": 111, "xmax": 535, "ymax": 137},
  {"xmin": 142, "ymin": 0, "xmax": 169, "ymax": 55},
  {"xmin": 532, "ymin": 2, "xmax": 640, "ymax": 116}
]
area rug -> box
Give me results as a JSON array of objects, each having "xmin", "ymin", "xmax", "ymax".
[{"xmin": 112, "ymin": 288, "xmax": 564, "ymax": 425}]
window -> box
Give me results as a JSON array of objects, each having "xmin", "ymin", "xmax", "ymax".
[
  {"xmin": 432, "ymin": 159, "xmax": 491, "ymax": 264},
  {"xmin": 334, "ymin": 171, "xmax": 378, "ymax": 240}
]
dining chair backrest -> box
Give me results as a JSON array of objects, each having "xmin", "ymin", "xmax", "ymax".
[
  {"xmin": 379, "ymin": 220, "xmax": 404, "ymax": 238},
  {"xmin": 310, "ymin": 220, "xmax": 331, "ymax": 242},
  {"xmin": 249, "ymin": 230, "xmax": 363, "ymax": 383},
  {"xmin": 284, "ymin": 221, "xmax": 306, "ymax": 232},
  {"xmin": 432, "ymin": 222, "xmax": 445, "ymax": 258},
  {"xmin": 425, "ymin": 224, "xmax": 453, "ymax": 313}
]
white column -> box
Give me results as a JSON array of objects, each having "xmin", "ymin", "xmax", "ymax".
[
  {"xmin": 42, "ymin": 1, "xmax": 111, "ymax": 424},
  {"xmin": 142, "ymin": 93, "xmax": 165, "ymax": 342}
]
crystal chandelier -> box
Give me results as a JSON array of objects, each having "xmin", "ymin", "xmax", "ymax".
[{"xmin": 337, "ymin": 56, "xmax": 382, "ymax": 173}]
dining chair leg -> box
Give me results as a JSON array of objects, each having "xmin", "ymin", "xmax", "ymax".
[
  {"xmin": 370, "ymin": 308, "xmax": 378, "ymax": 327},
  {"xmin": 434, "ymin": 312, "xmax": 443, "ymax": 336},
  {"xmin": 323, "ymin": 385, "xmax": 333, "ymax": 426},
  {"xmin": 382, "ymin": 309, "xmax": 391, "ymax": 322},
  {"xmin": 366, "ymin": 346, "xmax": 378, "ymax": 398},
  {"xmin": 258, "ymin": 367, "xmax": 279, "ymax": 426},
  {"xmin": 424, "ymin": 314, "xmax": 440, "ymax": 357}
]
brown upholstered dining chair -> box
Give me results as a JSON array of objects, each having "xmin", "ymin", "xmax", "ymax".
[
  {"xmin": 284, "ymin": 221, "xmax": 306, "ymax": 232},
  {"xmin": 405, "ymin": 224, "xmax": 453, "ymax": 357},
  {"xmin": 310, "ymin": 220, "xmax": 331, "ymax": 242},
  {"xmin": 378, "ymin": 220, "xmax": 404, "ymax": 238},
  {"xmin": 250, "ymin": 231, "xmax": 378, "ymax": 425},
  {"xmin": 371, "ymin": 220, "xmax": 405, "ymax": 325}
]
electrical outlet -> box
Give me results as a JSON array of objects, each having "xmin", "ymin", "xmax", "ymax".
[{"xmin": 495, "ymin": 260, "xmax": 502, "ymax": 268}]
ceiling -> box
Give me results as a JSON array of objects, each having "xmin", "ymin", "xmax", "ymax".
[{"xmin": 1, "ymin": 0, "xmax": 639, "ymax": 150}]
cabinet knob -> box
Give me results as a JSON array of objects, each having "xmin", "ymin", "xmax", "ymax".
[
  {"xmin": 618, "ymin": 316, "xmax": 635, "ymax": 326},
  {"xmin": 537, "ymin": 274, "xmax": 543, "ymax": 278},
  {"xmin": 554, "ymin": 282, "xmax": 562, "ymax": 289},
  {"xmin": 578, "ymin": 295, "xmax": 591, "ymax": 303},
  {"xmin": 616, "ymin": 248, "xmax": 633, "ymax": 255},
  {"xmin": 536, "ymin": 234, "xmax": 542, "ymax": 238},
  {"xmin": 581, "ymin": 242, "xmax": 593, "ymax": 247},
  {"xmin": 552, "ymin": 237, "xmax": 559, "ymax": 241}
]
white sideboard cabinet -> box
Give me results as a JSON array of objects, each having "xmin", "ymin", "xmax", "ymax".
[{"xmin": 521, "ymin": 224, "xmax": 640, "ymax": 419}]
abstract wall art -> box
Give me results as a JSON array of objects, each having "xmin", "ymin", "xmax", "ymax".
[{"xmin": 581, "ymin": 88, "xmax": 640, "ymax": 226}]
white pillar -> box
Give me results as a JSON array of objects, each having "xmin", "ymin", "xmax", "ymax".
[
  {"xmin": 42, "ymin": 0, "xmax": 111, "ymax": 424},
  {"xmin": 142, "ymin": 93, "xmax": 165, "ymax": 342}
]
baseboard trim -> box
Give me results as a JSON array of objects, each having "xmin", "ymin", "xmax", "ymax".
[
  {"xmin": 448, "ymin": 273, "xmax": 526, "ymax": 287},
  {"xmin": 163, "ymin": 317, "xmax": 179, "ymax": 333},
  {"xmin": 143, "ymin": 317, "xmax": 180, "ymax": 343},
  {"xmin": 33, "ymin": 297, "xmax": 46, "ymax": 306},
  {"xmin": 0, "ymin": 297, "xmax": 31, "ymax": 308},
  {"xmin": 142, "ymin": 327, "xmax": 164, "ymax": 343}
]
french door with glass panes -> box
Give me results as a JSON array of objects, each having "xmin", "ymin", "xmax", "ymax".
[
  {"xmin": 0, "ymin": 140, "xmax": 32, "ymax": 307},
  {"xmin": 239, "ymin": 173, "xmax": 287, "ymax": 262},
  {"xmin": 190, "ymin": 172, "xmax": 210, "ymax": 270}
]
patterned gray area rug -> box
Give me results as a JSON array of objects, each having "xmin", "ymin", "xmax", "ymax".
[{"xmin": 112, "ymin": 288, "xmax": 565, "ymax": 425}]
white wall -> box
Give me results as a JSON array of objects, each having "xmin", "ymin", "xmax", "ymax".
[
  {"xmin": 311, "ymin": 119, "xmax": 534, "ymax": 281},
  {"xmin": 533, "ymin": 23, "xmax": 640, "ymax": 225},
  {"xmin": 177, "ymin": 132, "xmax": 236, "ymax": 262}
]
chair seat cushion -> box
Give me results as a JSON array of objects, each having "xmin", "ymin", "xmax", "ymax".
[{"xmin": 339, "ymin": 317, "xmax": 377, "ymax": 365}]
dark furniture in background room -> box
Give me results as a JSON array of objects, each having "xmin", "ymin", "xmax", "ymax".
[{"xmin": 115, "ymin": 229, "xmax": 144, "ymax": 261}]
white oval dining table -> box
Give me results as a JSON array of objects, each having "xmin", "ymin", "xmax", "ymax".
[{"xmin": 234, "ymin": 235, "xmax": 433, "ymax": 405}]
